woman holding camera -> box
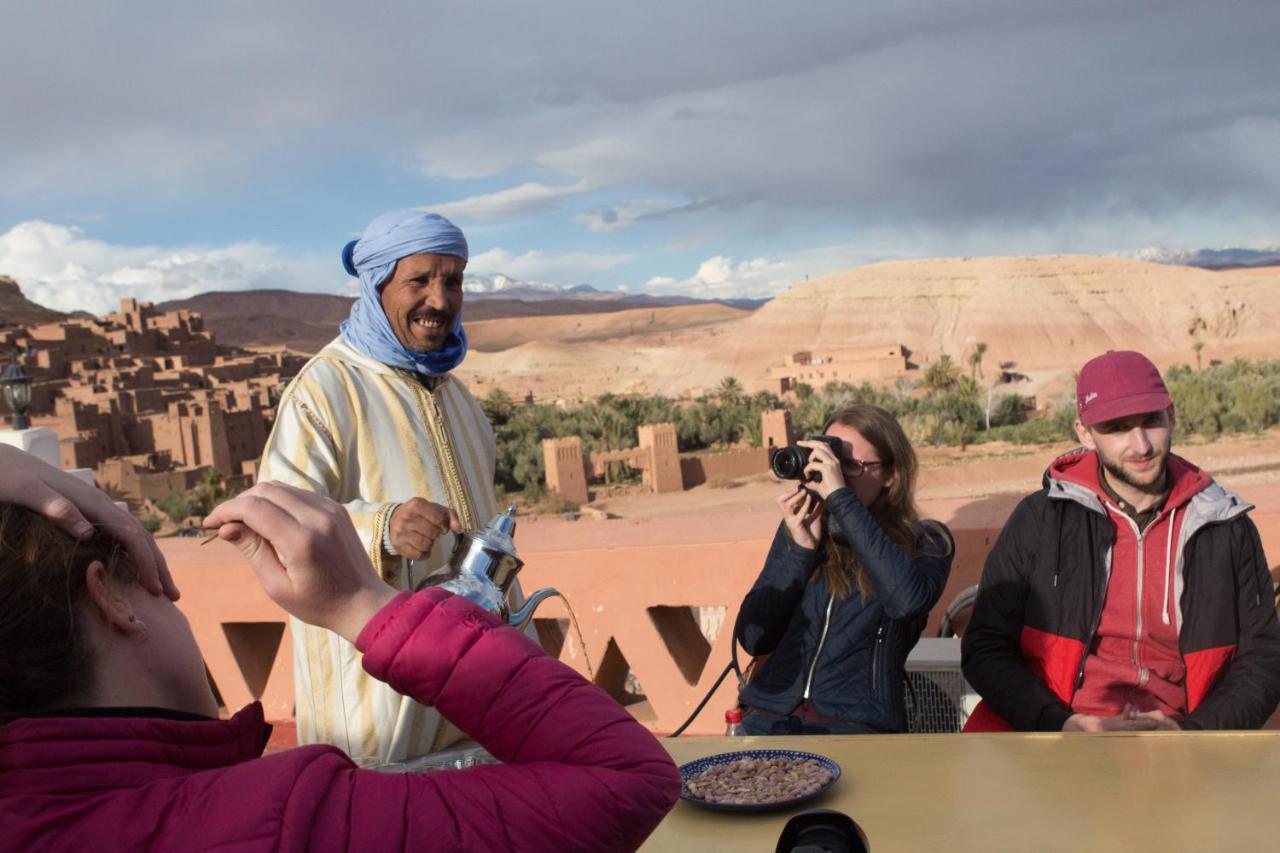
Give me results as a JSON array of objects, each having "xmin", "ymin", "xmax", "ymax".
[{"xmin": 735, "ymin": 404, "xmax": 953, "ymax": 734}]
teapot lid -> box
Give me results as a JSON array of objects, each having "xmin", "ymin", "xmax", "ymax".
[
  {"xmin": 491, "ymin": 504, "xmax": 518, "ymax": 537},
  {"xmin": 471, "ymin": 504, "xmax": 519, "ymax": 555}
]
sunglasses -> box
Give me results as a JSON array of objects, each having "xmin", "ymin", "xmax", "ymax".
[{"xmin": 840, "ymin": 457, "xmax": 885, "ymax": 479}]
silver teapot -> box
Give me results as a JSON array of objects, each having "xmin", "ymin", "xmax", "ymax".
[{"xmin": 415, "ymin": 505, "xmax": 559, "ymax": 631}]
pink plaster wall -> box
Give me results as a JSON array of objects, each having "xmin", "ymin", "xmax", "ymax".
[{"xmin": 160, "ymin": 485, "xmax": 1280, "ymax": 736}]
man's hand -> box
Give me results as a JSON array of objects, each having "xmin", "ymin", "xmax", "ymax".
[
  {"xmin": 0, "ymin": 444, "xmax": 178, "ymax": 600},
  {"xmin": 777, "ymin": 484, "xmax": 824, "ymax": 550},
  {"xmin": 1062, "ymin": 712, "xmax": 1160, "ymax": 732},
  {"xmin": 204, "ymin": 482, "xmax": 397, "ymax": 643},
  {"xmin": 389, "ymin": 498, "xmax": 462, "ymax": 560},
  {"xmin": 1134, "ymin": 709, "xmax": 1182, "ymax": 731}
]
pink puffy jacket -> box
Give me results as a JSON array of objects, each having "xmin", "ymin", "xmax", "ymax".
[{"xmin": 0, "ymin": 590, "xmax": 680, "ymax": 851}]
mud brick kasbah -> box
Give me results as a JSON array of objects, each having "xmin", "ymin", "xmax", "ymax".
[{"xmin": 0, "ymin": 296, "xmax": 306, "ymax": 510}]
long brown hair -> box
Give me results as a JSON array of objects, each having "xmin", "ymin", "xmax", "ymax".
[
  {"xmin": 0, "ymin": 503, "xmax": 135, "ymax": 715},
  {"xmin": 815, "ymin": 405, "xmax": 947, "ymax": 600}
]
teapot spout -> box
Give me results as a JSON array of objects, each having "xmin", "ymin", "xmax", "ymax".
[{"xmin": 507, "ymin": 587, "xmax": 561, "ymax": 632}]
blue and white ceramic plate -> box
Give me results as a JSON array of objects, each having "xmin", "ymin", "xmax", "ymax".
[{"xmin": 678, "ymin": 749, "xmax": 842, "ymax": 813}]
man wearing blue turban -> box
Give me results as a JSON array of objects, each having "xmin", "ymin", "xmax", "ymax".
[{"xmin": 258, "ymin": 209, "xmax": 525, "ymax": 763}]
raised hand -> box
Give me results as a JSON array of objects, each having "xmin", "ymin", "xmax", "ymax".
[
  {"xmin": 0, "ymin": 445, "xmax": 178, "ymax": 600},
  {"xmin": 777, "ymin": 483, "xmax": 824, "ymax": 550},
  {"xmin": 204, "ymin": 482, "xmax": 396, "ymax": 643}
]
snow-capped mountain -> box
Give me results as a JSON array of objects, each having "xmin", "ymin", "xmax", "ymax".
[
  {"xmin": 1126, "ymin": 246, "xmax": 1280, "ymax": 270},
  {"xmin": 462, "ymin": 273, "xmax": 601, "ymax": 300}
]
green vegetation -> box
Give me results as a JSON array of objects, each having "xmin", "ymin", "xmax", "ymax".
[
  {"xmin": 486, "ymin": 356, "xmax": 1280, "ymax": 499},
  {"xmin": 1164, "ymin": 358, "xmax": 1280, "ymax": 438},
  {"xmin": 158, "ymin": 468, "xmax": 237, "ymax": 524},
  {"xmin": 141, "ymin": 354, "xmax": 1278, "ymax": 518},
  {"xmin": 158, "ymin": 490, "xmax": 195, "ymax": 523},
  {"xmin": 483, "ymin": 385, "xmax": 785, "ymax": 496}
]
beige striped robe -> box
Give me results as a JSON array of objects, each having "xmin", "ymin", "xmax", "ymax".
[{"xmin": 258, "ymin": 334, "xmax": 520, "ymax": 763}]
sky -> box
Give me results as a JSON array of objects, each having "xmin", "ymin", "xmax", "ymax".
[{"xmin": 2, "ymin": 0, "xmax": 1278, "ymax": 314}]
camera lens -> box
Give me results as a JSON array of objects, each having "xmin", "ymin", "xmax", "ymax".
[{"xmin": 770, "ymin": 446, "xmax": 810, "ymax": 480}]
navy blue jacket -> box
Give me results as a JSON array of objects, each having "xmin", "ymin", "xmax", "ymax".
[{"xmin": 736, "ymin": 488, "xmax": 953, "ymax": 732}]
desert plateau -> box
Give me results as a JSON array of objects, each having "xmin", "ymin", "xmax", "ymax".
[{"xmin": 447, "ymin": 254, "xmax": 1280, "ymax": 406}]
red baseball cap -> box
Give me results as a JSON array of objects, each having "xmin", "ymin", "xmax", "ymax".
[{"xmin": 1076, "ymin": 350, "xmax": 1172, "ymax": 426}]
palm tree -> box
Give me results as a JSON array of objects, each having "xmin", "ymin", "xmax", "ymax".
[
  {"xmin": 482, "ymin": 387, "xmax": 515, "ymax": 424},
  {"xmin": 968, "ymin": 342, "xmax": 988, "ymax": 380},
  {"xmin": 583, "ymin": 402, "xmax": 629, "ymax": 484},
  {"xmin": 923, "ymin": 354, "xmax": 961, "ymax": 393},
  {"xmin": 717, "ymin": 376, "xmax": 744, "ymax": 403}
]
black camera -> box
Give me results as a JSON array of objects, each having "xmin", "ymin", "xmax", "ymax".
[
  {"xmin": 775, "ymin": 809, "xmax": 869, "ymax": 853},
  {"xmin": 770, "ymin": 434, "xmax": 843, "ymax": 482}
]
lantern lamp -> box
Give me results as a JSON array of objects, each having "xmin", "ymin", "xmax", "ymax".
[{"xmin": 1, "ymin": 359, "xmax": 32, "ymax": 431}]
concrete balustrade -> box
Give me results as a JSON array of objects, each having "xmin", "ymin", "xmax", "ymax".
[
  {"xmin": 165, "ymin": 538, "xmax": 296, "ymax": 719},
  {"xmin": 163, "ymin": 486, "xmax": 1280, "ymax": 737}
]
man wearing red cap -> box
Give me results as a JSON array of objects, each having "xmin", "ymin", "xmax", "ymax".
[{"xmin": 962, "ymin": 350, "xmax": 1280, "ymax": 731}]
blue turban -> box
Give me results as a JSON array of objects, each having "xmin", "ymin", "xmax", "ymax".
[{"xmin": 339, "ymin": 209, "xmax": 470, "ymax": 376}]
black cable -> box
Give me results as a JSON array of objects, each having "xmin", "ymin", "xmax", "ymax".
[
  {"xmin": 666, "ymin": 609, "xmax": 747, "ymax": 738},
  {"xmin": 666, "ymin": 660, "xmax": 738, "ymax": 738}
]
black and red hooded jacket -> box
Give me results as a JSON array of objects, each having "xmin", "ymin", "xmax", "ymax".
[{"xmin": 961, "ymin": 449, "xmax": 1280, "ymax": 731}]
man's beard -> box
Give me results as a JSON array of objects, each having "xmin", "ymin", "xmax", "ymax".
[{"xmin": 1099, "ymin": 448, "xmax": 1169, "ymax": 493}]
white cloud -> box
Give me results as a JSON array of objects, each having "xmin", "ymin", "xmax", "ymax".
[
  {"xmin": 467, "ymin": 247, "xmax": 634, "ymax": 283},
  {"xmin": 645, "ymin": 255, "xmax": 792, "ymax": 299},
  {"xmin": 642, "ymin": 241, "xmax": 901, "ymax": 299},
  {"xmin": 430, "ymin": 180, "xmax": 592, "ymax": 221},
  {"xmin": 572, "ymin": 197, "xmax": 710, "ymax": 233},
  {"xmin": 574, "ymin": 204, "xmax": 642, "ymax": 234},
  {"xmin": 3, "ymin": 2, "xmax": 1280, "ymax": 285},
  {"xmin": 0, "ymin": 221, "xmax": 337, "ymax": 315}
]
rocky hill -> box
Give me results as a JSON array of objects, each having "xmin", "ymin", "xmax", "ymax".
[
  {"xmin": 157, "ymin": 289, "xmax": 763, "ymax": 353},
  {"xmin": 458, "ymin": 255, "xmax": 1280, "ymax": 403},
  {"xmin": 10, "ymin": 256, "xmax": 1279, "ymax": 405},
  {"xmin": 0, "ymin": 276, "xmax": 66, "ymax": 328},
  {"xmin": 733, "ymin": 254, "xmax": 1280, "ymax": 371},
  {"xmin": 155, "ymin": 289, "xmax": 352, "ymax": 353}
]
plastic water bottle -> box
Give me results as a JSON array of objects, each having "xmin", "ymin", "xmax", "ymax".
[{"xmin": 725, "ymin": 708, "xmax": 745, "ymax": 737}]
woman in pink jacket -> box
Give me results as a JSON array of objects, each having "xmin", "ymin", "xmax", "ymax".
[{"xmin": 0, "ymin": 448, "xmax": 679, "ymax": 852}]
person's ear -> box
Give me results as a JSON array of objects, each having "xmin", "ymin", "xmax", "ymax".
[
  {"xmin": 1166, "ymin": 405, "xmax": 1176, "ymax": 431},
  {"xmin": 1074, "ymin": 419, "xmax": 1096, "ymax": 450},
  {"xmin": 84, "ymin": 561, "xmax": 146, "ymax": 637}
]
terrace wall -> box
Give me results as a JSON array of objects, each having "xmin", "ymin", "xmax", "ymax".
[{"xmin": 163, "ymin": 487, "xmax": 1280, "ymax": 736}]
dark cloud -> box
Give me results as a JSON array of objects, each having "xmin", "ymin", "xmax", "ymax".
[{"xmin": 2, "ymin": 0, "xmax": 1277, "ymax": 246}]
